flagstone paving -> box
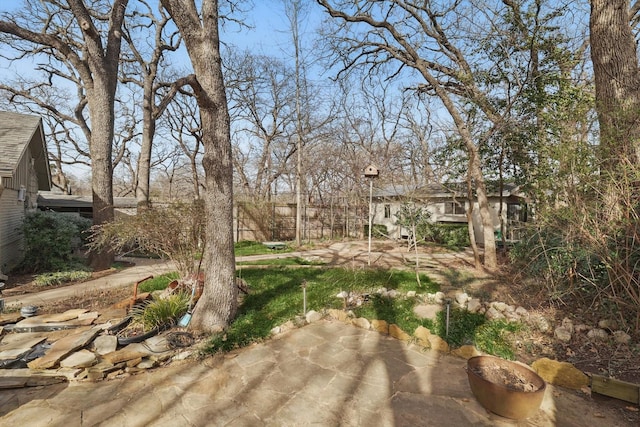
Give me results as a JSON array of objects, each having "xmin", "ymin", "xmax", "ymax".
[{"xmin": 0, "ymin": 320, "xmax": 636, "ymax": 426}]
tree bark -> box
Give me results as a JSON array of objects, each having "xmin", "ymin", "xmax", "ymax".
[
  {"xmin": 590, "ymin": 0, "xmax": 640, "ymax": 223},
  {"xmin": 590, "ymin": 0, "xmax": 640, "ymax": 169},
  {"xmin": 161, "ymin": 0, "xmax": 237, "ymax": 332}
]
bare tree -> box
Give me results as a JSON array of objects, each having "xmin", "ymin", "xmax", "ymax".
[
  {"xmin": 225, "ymin": 50, "xmax": 297, "ymax": 199},
  {"xmin": 165, "ymin": 90, "xmax": 205, "ymax": 199},
  {"xmin": 120, "ymin": 0, "xmax": 183, "ymax": 210},
  {"xmin": 316, "ymin": 0, "xmax": 555, "ymax": 269},
  {"xmin": 0, "ymin": 0, "xmax": 129, "ymax": 270},
  {"xmin": 160, "ymin": 0, "xmax": 237, "ymax": 332}
]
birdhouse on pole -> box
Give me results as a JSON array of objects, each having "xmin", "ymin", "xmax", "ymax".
[{"xmin": 364, "ymin": 165, "xmax": 379, "ymax": 178}]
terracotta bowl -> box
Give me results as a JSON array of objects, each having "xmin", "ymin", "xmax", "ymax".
[{"xmin": 466, "ymin": 355, "xmax": 546, "ymax": 420}]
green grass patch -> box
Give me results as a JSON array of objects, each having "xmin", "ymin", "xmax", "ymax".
[
  {"xmin": 138, "ymin": 272, "xmax": 180, "ymax": 293},
  {"xmin": 234, "ymin": 240, "xmax": 293, "ymax": 256},
  {"xmin": 202, "ymin": 265, "xmax": 520, "ymax": 360},
  {"xmin": 237, "ymin": 256, "xmax": 325, "ymax": 266},
  {"xmin": 206, "ymin": 267, "xmax": 438, "ymax": 353},
  {"xmin": 435, "ymin": 307, "xmax": 486, "ymax": 347},
  {"xmin": 474, "ymin": 320, "xmax": 523, "ymax": 360},
  {"xmin": 34, "ymin": 270, "xmax": 93, "ymax": 286}
]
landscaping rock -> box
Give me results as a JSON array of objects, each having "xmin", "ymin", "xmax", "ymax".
[
  {"xmin": 60, "ymin": 350, "xmax": 97, "ymax": 369},
  {"xmin": 351, "ymin": 317, "xmax": 370, "ymax": 330},
  {"xmin": 554, "ymin": 326, "xmax": 572, "ymax": 343},
  {"xmin": 389, "ymin": 324, "xmax": 411, "ymax": 341},
  {"xmin": 0, "ymin": 312, "xmax": 23, "ymax": 326},
  {"xmin": 598, "ymin": 319, "xmax": 618, "ymax": 331},
  {"xmin": 414, "ymin": 326, "xmax": 431, "ymax": 348},
  {"xmin": 414, "ymin": 326, "xmax": 449, "ymax": 352},
  {"xmin": 102, "ymin": 347, "xmax": 148, "ymax": 365},
  {"xmin": 27, "ymin": 327, "xmax": 101, "ymax": 370},
  {"xmin": 455, "ymin": 292, "xmax": 469, "ymax": 306},
  {"xmin": 531, "ymin": 357, "xmax": 589, "ymax": 390},
  {"xmin": 467, "ymin": 298, "xmax": 482, "ymax": 313},
  {"xmin": 326, "ymin": 309, "xmax": 350, "ymax": 322},
  {"xmin": 515, "ymin": 306, "xmax": 528, "ymax": 317},
  {"xmin": 270, "ymin": 326, "xmax": 282, "ymax": 335},
  {"xmin": 451, "ymin": 345, "xmax": 481, "ymax": 360},
  {"xmin": 0, "ymin": 333, "xmax": 47, "ymax": 360},
  {"xmin": 505, "ymin": 312, "xmax": 521, "ymax": 322},
  {"xmin": 305, "ymin": 310, "xmax": 322, "ymax": 323},
  {"xmin": 491, "ymin": 301, "xmax": 507, "ymax": 312},
  {"xmin": 78, "ymin": 312, "xmax": 99, "ymax": 322},
  {"xmin": 530, "ymin": 314, "xmax": 551, "ymax": 333},
  {"xmin": 143, "ymin": 335, "xmax": 171, "ymax": 353},
  {"xmin": 485, "ymin": 306, "xmax": 505, "ymax": 320},
  {"xmin": 371, "ymin": 319, "xmax": 389, "ymax": 334},
  {"xmin": 561, "ymin": 318, "xmax": 574, "ymax": 334},
  {"xmin": 412, "ymin": 304, "xmax": 441, "ymax": 320},
  {"xmin": 587, "ymin": 328, "xmax": 609, "ymax": 341},
  {"xmin": 137, "ymin": 358, "xmax": 156, "ymax": 369},
  {"xmin": 406, "ymin": 291, "xmax": 416, "ymax": 298},
  {"xmin": 613, "ymin": 330, "xmax": 632, "ymax": 345},
  {"xmin": 93, "ymin": 335, "xmax": 118, "ymax": 355}
]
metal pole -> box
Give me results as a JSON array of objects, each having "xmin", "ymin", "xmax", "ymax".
[{"xmin": 368, "ymin": 177, "xmax": 373, "ymax": 266}]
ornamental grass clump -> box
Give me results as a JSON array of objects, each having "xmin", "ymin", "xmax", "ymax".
[{"xmin": 130, "ymin": 293, "xmax": 190, "ymax": 332}]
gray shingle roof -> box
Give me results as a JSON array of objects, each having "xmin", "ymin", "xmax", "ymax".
[{"xmin": 0, "ymin": 110, "xmax": 51, "ymax": 190}]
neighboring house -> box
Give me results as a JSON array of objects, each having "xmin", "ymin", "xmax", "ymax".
[
  {"xmin": 372, "ymin": 182, "xmax": 529, "ymax": 245},
  {"xmin": 37, "ymin": 194, "xmax": 138, "ymax": 218},
  {"xmin": 0, "ymin": 111, "xmax": 52, "ymax": 279}
]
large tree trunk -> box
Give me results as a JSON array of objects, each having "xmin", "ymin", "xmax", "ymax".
[
  {"xmin": 87, "ymin": 80, "xmax": 116, "ymax": 271},
  {"xmin": 161, "ymin": 0, "xmax": 237, "ymax": 332},
  {"xmin": 591, "ymin": 0, "xmax": 640, "ymax": 223},
  {"xmin": 421, "ymin": 69, "xmax": 498, "ymax": 269},
  {"xmin": 590, "ymin": 0, "xmax": 640, "ymax": 170},
  {"xmin": 136, "ymin": 82, "xmax": 154, "ymax": 211}
]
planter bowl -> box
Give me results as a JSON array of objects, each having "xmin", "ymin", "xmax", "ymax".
[{"xmin": 466, "ymin": 355, "xmax": 546, "ymax": 420}]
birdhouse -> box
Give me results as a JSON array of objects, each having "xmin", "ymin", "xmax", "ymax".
[{"xmin": 364, "ymin": 165, "xmax": 379, "ymax": 178}]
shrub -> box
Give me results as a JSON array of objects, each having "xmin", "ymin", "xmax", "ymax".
[
  {"xmin": 364, "ymin": 224, "xmax": 388, "ymax": 238},
  {"xmin": 90, "ymin": 201, "xmax": 205, "ymax": 278},
  {"xmin": 430, "ymin": 223, "xmax": 470, "ymax": 250},
  {"xmin": 20, "ymin": 211, "xmax": 92, "ymax": 273},
  {"xmin": 508, "ymin": 224, "xmax": 607, "ymax": 301}
]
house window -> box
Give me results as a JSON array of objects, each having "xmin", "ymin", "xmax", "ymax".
[
  {"xmin": 384, "ymin": 204, "xmax": 391, "ymax": 219},
  {"xmin": 507, "ymin": 203, "xmax": 527, "ymax": 222},
  {"xmin": 444, "ymin": 201, "xmax": 466, "ymax": 215}
]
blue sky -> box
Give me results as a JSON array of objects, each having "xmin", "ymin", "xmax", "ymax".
[
  {"xmin": 0, "ymin": 0, "xmax": 322, "ymax": 62},
  {"xmin": 0, "ymin": 1, "xmax": 326, "ymax": 178}
]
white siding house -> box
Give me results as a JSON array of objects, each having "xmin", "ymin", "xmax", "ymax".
[
  {"xmin": 0, "ymin": 111, "xmax": 52, "ymax": 278},
  {"xmin": 372, "ymin": 182, "xmax": 528, "ymax": 245}
]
